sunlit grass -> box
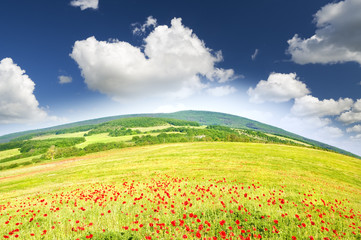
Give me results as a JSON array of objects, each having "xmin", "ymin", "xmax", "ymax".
[
  {"xmin": 0, "ymin": 142, "xmax": 360, "ymax": 239},
  {"xmin": 75, "ymin": 133, "xmax": 159, "ymax": 148},
  {"xmin": 31, "ymin": 132, "xmax": 88, "ymax": 140},
  {"xmin": 0, "ymin": 149, "xmax": 20, "ymax": 160},
  {"xmin": 0, "ymin": 155, "xmax": 40, "ymax": 168}
]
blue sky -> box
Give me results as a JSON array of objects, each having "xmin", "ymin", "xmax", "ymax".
[{"xmin": 0, "ymin": 0, "xmax": 360, "ymax": 155}]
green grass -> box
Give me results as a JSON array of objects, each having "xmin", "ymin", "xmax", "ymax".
[
  {"xmin": 76, "ymin": 132, "xmax": 159, "ymax": 148},
  {"xmin": 31, "ymin": 131, "xmax": 87, "ymax": 140},
  {"xmin": 0, "ymin": 142, "xmax": 360, "ymax": 239},
  {"xmin": 0, "ymin": 148, "xmax": 20, "ymax": 160},
  {"xmin": 1, "ymin": 142, "xmax": 360, "ymax": 201},
  {"xmin": 0, "ymin": 155, "xmax": 40, "ymax": 168}
]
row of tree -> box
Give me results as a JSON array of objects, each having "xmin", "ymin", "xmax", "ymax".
[
  {"xmin": 85, "ymin": 117, "xmax": 200, "ymax": 136},
  {"xmin": 0, "ymin": 137, "xmax": 86, "ymax": 164}
]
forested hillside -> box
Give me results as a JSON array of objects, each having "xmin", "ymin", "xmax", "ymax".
[{"xmin": 0, "ymin": 111, "xmax": 359, "ymax": 159}]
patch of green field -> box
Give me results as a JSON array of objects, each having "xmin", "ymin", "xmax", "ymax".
[
  {"xmin": 0, "ymin": 148, "xmax": 20, "ymax": 160},
  {"xmin": 76, "ymin": 132, "xmax": 160, "ymax": 148},
  {"xmin": 0, "ymin": 155, "xmax": 40, "ymax": 168},
  {"xmin": 31, "ymin": 131, "xmax": 87, "ymax": 140},
  {"xmin": 0, "ymin": 142, "xmax": 360, "ymax": 239}
]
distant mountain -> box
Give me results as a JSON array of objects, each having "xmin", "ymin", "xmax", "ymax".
[{"xmin": 0, "ymin": 110, "xmax": 359, "ymax": 159}]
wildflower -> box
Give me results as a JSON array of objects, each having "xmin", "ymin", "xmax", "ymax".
[{"xmin": 220, "ymin": 231, "xmax": 227, "ymax": 239}]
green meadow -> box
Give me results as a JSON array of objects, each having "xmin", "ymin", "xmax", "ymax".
[
  {"xmin": 0, "ymin": 142, "xmax": 360, "ymax": 239},
  {"xmin": 0, "ymin": 149, "xmax": 20, "ymax": 160},
  {"xmin": 76, "ymin": 132, "xmax": 158, "ymax": 148}
]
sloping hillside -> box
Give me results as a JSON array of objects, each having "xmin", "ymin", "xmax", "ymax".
[
  {"xmin": 0, "ymin": 110, "xmax": 359, "ymax": 159},
  {"xmin": 1, "ymin": 142, "xmax": 360, "ymax": 239},
  {"xmin": 156, "ymin": 111, "xmax": 360, "ymax": 159}
]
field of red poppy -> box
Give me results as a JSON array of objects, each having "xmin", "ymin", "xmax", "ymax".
[{"xmin": 0, "ymin": 142, "xmax": 360, "ymax": 239}]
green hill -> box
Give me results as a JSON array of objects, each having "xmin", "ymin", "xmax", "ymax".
[
  {"xmin": 0, "ymin": 113, "xmax": 360, "ymax": 239},
  {"xmin": 0, "ymin": 110, "xmax": 359, "ymax": 159},
  {"xmin": 156, "ymin": 111, "xmax": 360, "ymax": 159}
]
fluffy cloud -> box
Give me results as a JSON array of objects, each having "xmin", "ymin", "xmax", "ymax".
[
  {"xmin": 206, "ymin": 68, "xmax": 236, "ymax": 83},
  {"xmin": 353, "ymin": 99, "xmax": 361, "ymax": 111},
  {"xmin": 70, "ymin": 0, "xmax": 98, "ymax": 10},
  {"xmin": 58, "ymin": 75, "xmax": 72, "ymax": 84},
  {"xmin": 338, "ymin": 111, "xmax": 361, "ymax": 124},
  {"xmin": 346, "ymin": 124, "xmax": 361, "ymax": 133},
  {"xmin": 247, "ymin": 72, "xmax": 310, "ymax": 103},
  {"xmin": 132, "ymin": 16, "xmax": 157, "ymax": 35},
  {"xmin": 287, "ymin": 0, "xmax": 361, "ymax": 65},
  {"xmin": 337, "ymin": 99, "xmax": 361, "ymax": 124},
  {"xmin": 70, "ymin": 17, "xmax": 235, "ymax": 101},
  {"xmin": 350, "ymin": 134, "xmax": 361, "ymax": 140},
  {"xmin": 0, "ymin": 58, "xmax": 48, "ymax": 123},
  {"xmin": 291, "ymin": 95, "xmax": 353, "ymax": 117},
  {"xmin": 207, "ymin": 85, "xmax": 236, "ymax": 97}
]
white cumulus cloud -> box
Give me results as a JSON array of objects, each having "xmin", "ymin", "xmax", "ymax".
[
  {"xmin": 70, "ymin": 0, "xmax": 98, "ymax": 10},
  {"xmin": 337, "ymin": 99, "xmax": 361, "ymax": 124},
  {"xmin": 207, "ymin": 85, "xmax": 236, "ymax": 97},
  {"xmin": 346, "ymin": 124, "xmax": 361, "ymax": 133},
  {"xmin": 338, "ymin": 111, "xmax": 361, "ymax": 124},
  {"xmin": 70, "ymin": 17, "xmax": 235, "ymax": 101},
  {"xmin": 291, "ymin": 95, "xmax": 353, "ymax": 117},
  {"xmin": 132, "ymin": 16, "xmax": 158, "ymax": 35},
  {"xmin": 353, "ymin": 99, "xmax": 361, "ymax": 112},
  {"xmin": 287, "ymin": 0, "xmax": 361, "ymax": 65},
  {"xmin": 350, "ymin": 134, "xmax": 361, "ymax": 140},
  {"xmin": 247, "ymin": 72, "xmax": 310, "ymax": 103},
  {"xmin": 0, "ymin": 58, "xmax": 48, "ymax": 123},
  {"xmin": 58, "ymin": 75, "xmax": 72, "ymax": 84}
]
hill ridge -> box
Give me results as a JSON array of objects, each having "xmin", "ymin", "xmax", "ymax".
[{"xmin": 0, "ymin": 110, "xmax": 359, "ymax": 159}]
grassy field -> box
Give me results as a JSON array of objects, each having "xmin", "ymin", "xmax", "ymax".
[
  {"xmin": 76, "ymin": 132, "xmax": 160, "ymax": 148},
  {"xmin": 0, "ymin": 142, "xmax": 360, "ymax": 239},
  {"xmin": 0, "ymin": 148, "xmax": 20, "ymax": 160},
  {"xmin": 31, "ymin": 132, "xmax": 88, "ymax": 140},
  {"xmin": 0, "ymin": 155, "xmax": 41, "ymax": 169}
]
